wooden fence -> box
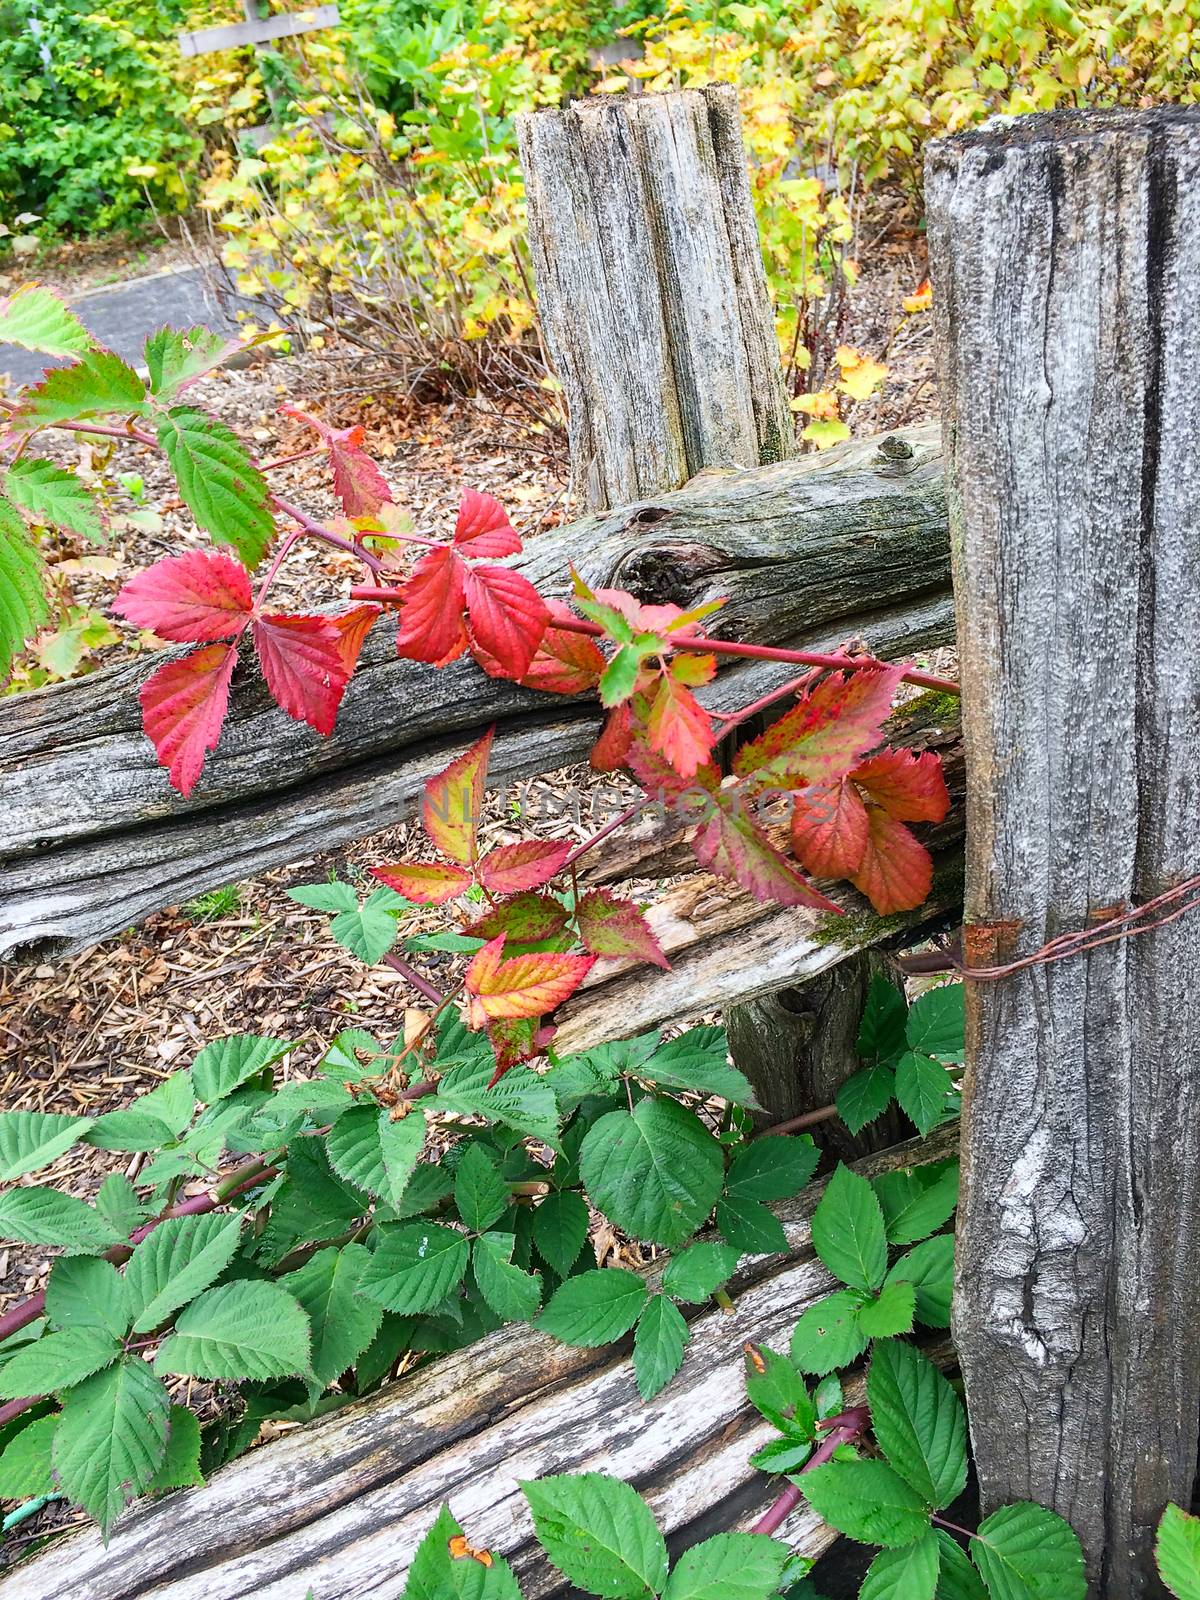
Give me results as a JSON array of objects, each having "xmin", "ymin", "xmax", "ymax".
[{"xmin": 2, "ymin": 92, "xmax": 1198, "ymax": 1600}]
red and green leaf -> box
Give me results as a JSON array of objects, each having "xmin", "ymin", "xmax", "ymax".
[
  {"xmin": 465, "ymin": 938, "xmax": 595, "ymax": 1026},
  {"xmin": 422, "ymin": 728, "xmax": 492, "ymax": 865},
  {"xmin": 453, "ymin": 489, "xmax": 522, "ymax": 558},
  {"xmin": 486, "ymin": 1017, "xmax": 553, "ymax": 1083},
  {"xmin": 734, "ymin": 666, "xmax": 903, "ymax": 793},
  {"xmin": 520, "ymin": 599, "xmax": 606, "ymax": 696},
  {"xmin": 590, "ymin": 704, "xmax": 636, "ymax": 772},
  {"xmin": 280, "ymin": 406, "xmax": 393, "ymax": 518},
  {"xmin": 329, "ymin": 603, "xmax": 380, "ymax": 676},
  {"xmin": 371, "ymin": 861, "xmax": 473, "ymax": 905},
  {"xmin": 576, "ymin": 890, "xmax": 669, "ymax": 969},
  {"xmin": 464, "ymin": 893, "xmax": 570, "ymax": 943},
  {"xmin": 114, "ymin": 551, "xmax": 252, "ymax": 643},
  {"xmin": 252, "ymin": 613, "xmax": 349, "ymax": 735},
  {"xmin": 477, "ymin": 839, "xmax": 572, "ymax": 895},
  {"xmin": 690, "ymin": 773, "xmax": 841, "ymax": 912},
  {"xmin": 138, "ymin": 643, "xmax": 238, "ymax": 797},
  {"xmin": 645, "ymin": 670, "xmax": 715, "ymax": 779}
]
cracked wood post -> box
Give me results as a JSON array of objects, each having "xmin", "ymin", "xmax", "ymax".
[
  {"xmin": 927, "ymin": 108, "xmax": 1200, "ymax": 1595},
  {"xmin": 517, "ymin": 84, "xmax": 794, "ymax": 513}
]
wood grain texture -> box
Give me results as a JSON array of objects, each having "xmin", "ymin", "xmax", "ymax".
[
  {"xmin": 2, "ymin": 1130, "xmax": 956, "ymax": 1600},
  {"xmin": 517, "ymin": 86, "xmax": 794, "ymax": 511},
  {"xmin": 927, "ymin": 107, "xmax": 1200, "ymax": 1595},
  {"xmin": 0, "ymin": 426, "xmax": 951, "ymax": 961},
  {"xmin": 176, "ymin": 4, "xmax": 339, "ymax": 57}
]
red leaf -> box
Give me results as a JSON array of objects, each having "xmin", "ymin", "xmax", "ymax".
[
  {"xmin": 423, "ymin": 727, "xmax": 492, "ymax": 865},
  {"xmin": 114, "ymin": 550, "xmax": 252, "ymax": 643},
  {"xmin": 851, "ymin": 747, "xmax": 950, "ymax": 823},
  {"xmin": 790, "ymin": 780, "xmax": 870, "ymax": 879},
  {"xmin": 280, "ymin": 405, "xmax": 393, "ymax": 517},
  {"xmin": 850, "ymin": 805, "xmax": 933, "ymax": 915},
  {"xmin": 395, "ymin": 547, "xmax": 469, "ymax": 667},
  {"xmin": 463, "ymin": 564, "xmax": 549, "ymax": 679},
  {"xmin": 624, "ymin": 730, "xmax": 698, "ymax": 800},
  {"xmin": 465, "ymin": 937, "xmax": 595, "ymax": 1026},
  {"xmin": 464, "ymin": 893, "xmax": 570, "ymax": 943},
  {"xmin": 645, "ymin": 672, "xmax": 715, "ymax": 780},
  {"xmin": 454, "ymin": 488, "xmax": 522, "ymax": 558},
  {"xmin": 329, "ymin": 603, "xmax": 380, "ymax": 677},
  {"xmin": 477, "ymin": 839, "xmax": 572, "ymax": 895},
  {"xmin": 253, "ymin": 613, "xmax": 349, "ymax": 735},
  {"xmin": 371, "ymin": 861, "xmax": 473, "ymax": 904},
  {"xmin": 689, "ymin": 773, "xmax": 841, "ymax": 912},
  {"xmin": 486, "ymin": 1017, "xmax": 546, "ymax": 1082},
  {"xmin": 590, "ymin": 703, "xmax": 636, "ymax": 772},
  {"xmin": 520, "ymin": 600, "xmax": 606, "ymax": 696},
  {"xmin": 139, "ymin": 643, "xmax": 238, "ymax": 797},
  {"xmin": 733, "ymin": 666, "xmax": 904, "ymax": 792},
  {"xmin": 576, "ymin": 889, "xmax": 669, "ymax": 969}
]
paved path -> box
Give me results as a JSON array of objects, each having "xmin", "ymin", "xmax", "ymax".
[{"xmin": 1, "ymin": 265, "xmax": 258, "ymax": 389}]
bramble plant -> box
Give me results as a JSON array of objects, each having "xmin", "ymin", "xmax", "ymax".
[{"xmin": 1157, "ymin": 1504, "xmax": 1200, "ymax": 1600}]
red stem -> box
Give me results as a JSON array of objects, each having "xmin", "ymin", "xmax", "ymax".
[
  {"xmin": 383, "ymin": 952, "xmax": 445, "ymax": 1008},
  {"xmin": 749, "ymin": 1406, "xmax": 869, "ymax": 1535}
]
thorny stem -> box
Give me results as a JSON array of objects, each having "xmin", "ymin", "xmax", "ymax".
[{"xmin": 748, "ymin": 1405, "xmax": 869, "ymax": 1535}]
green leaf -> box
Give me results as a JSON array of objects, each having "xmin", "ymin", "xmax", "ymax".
[
  {"xmin": 455, "ymin": 1143, "xmax": 511, "ymax": 1233},
  {"xmin": 330, "ymin": 888, "xmax": 402, "ymax": 964},
  {"xmin": 789, "ymin": 1289, "xmax": 870, "ymax": 1375},
  {"xmin": 744, "ymin": 1344, "xmax": 816, "ymax": 1437},
  {"xmin": 6, "ymin": 458, "xmax": 103, "ymax": 542},
  {"xmin": 434, "ymin": 1060, "xmax": 560, "ymax": 1147},
  {"xmin": 281, "ymin": 1244, "xmax": 383, "ymax": 1386},
  {"xmin": 970, "ymin": 1503, "xmax": 1086, "ymax": 1600},
  {"xmin": 1158, "ymin": 1504, "xmax": 1200, "ymax": 1600},
  {"xmin": 873, "ymin": 1163, "xmax": 959, "ymax": 1246},
  {"xmin": 800, "ymin": 1457, "xmax": 932, "ymax": 1547},
  {"xmin": 716, "ymin": 1194, "xmax": 790, "ymax": 1254},
  {"xmin": 0, "ymin": 1327, "xmax": 120, "ymax": 1398},
  {"xmin": 855, "ymin": 1280, "xmax": 916, "ymax": 1339},
  {"xmin": 599, "ymin": 643, "xmax": 645, "ymax": 708},
  {"xmin": 580, "ymin": 1097, "xmax": 725, "ymax": 1248},
  {"xmin": 533, "ymin": 1191, "xmax": 590, "ymax": 1280},
  {"xmin": 811, "ymin": 1164, "xmax": 888, "ymax": 1292},
  {"xmin": 726, "ymin": 1136, "xmax": 818, "ymax": 1203},
  {"xmin": 0, "ymin": 1109, "xmax": 91, "ymax": 1181},
  {"xmin": 0, "ymin": 1186, "xmax": 122, "ymax": 1255},
  {"xmin": 155, "ymin": 1281, "xmax": 311, "ymax": 1381},
  {"xmin": 191, "ymin": 1034, "xmax": 290, "ymax": 1104},
  {"xmin": 632, "ymin": 1293, "xmax": 688, "ymax": 1399},
  {"xmin": 861, "ymin": 1530, "xmax": 941, "ymax": 1599},
  {"xmin": 0, "ymin": 492, "xmax": 48, "ymax": 677},
  {"xmin": 288, "ymin": 880, "xmax": 359, "ymax": 913},
  {"xmin": 258, "ymin": 1140, "xmax": 368, "ymax": 1262},
  {"xmin": 662, "ymin": 1532, "xmax": 790, "ymax": 1600},
  {"xmin": 357, "ymin": 1223, "xmax": 471, "ymax": 1314},
  {"xmin": 95, "ymin": 1173, "xmax": 148, "ymax": 1239},
  {"xmin": 748, "ymin": 1435, "xmax": 815, "ymax": 1474},
  {"xmin": 45, "ymin": 1256, "xmax": 129, "ymax": 1339},
  {"xmin": 905, "ymin": 987, "xmax": 964, "ymax": 1063},
  {"xmin": 136, "ymin": 1070, "xmax": 197, "ymax": 1136},
  {"xmin": 0, "ymin": 1413, "xmax": 57, "ymax": 1498},
  {"xmin": 155, "ymin": 405, "xmax": 274, "ymax": 568},
  {"xmin": 84, "ymin": 1108, "xmax": 179, "ymax": 1153},
  {"xmin": 538, "ymin": 1268, "xmax": 648, "ymax": 1347},
  {"xmin": 16, "ymin": 348, "xmax": 146, "ymax": 429},
  {"xmin": 661, "ymin": 1241, "xmax": 741, "ymax": 1304},
  {"xmin": 886, "ymin": 1235, "xmax": 954, "ymax": 1328},
  {"xmin": 146, "ymin": 1404, "xmax": 204, "ymax": 1492},
  {"xmin": 144, "ymin": 326, "xmax": 234, "ymax": 400},
  {"xmin": 125, "ymin": 1213, "xmax": 243, "ymax": 1333},
  {"xmin": 472, "ymin": 1232, "xmax": 543, "ymax": 1322},
  {"xmin": 895, "ymin": 1053, "xmax": 954, "ymax": 1136},
  {"xmin": 837, "ymin": 1066, "xmax": 896, "ymax": 1135},
  {"xmin": 933, "ymin": 1532, "xmax": 988, "ymax": 1599},
  {"xmin": 868, "ymin": 1341, "xmax": 966, "ymax": 1508},
  {"xmin": 403, "ymin": 1502, "xmax": 523, "ymax": 1598},
  {"xmin": 0, "ymin": 284, "xmax": 93, "ymax": 358},
  {"xmin": 858, "ymin": 977, "xmax": 908, "ymax": 1065},
  {"xmin": 521, "ymin": 1471, "xmax": 668, "ymax": 1599},
  {"xmin": 638, "ymin": 1027, "xmax": 759, "ymax": 1106},
  {"xmin": 52, "ymin": 1357, "xmax": 171, "ymax": 1537},
  {"xmin": 381, "ymin": 1110, "xmax": 426, "ymax": 1209}
]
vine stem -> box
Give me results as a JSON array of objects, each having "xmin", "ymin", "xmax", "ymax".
[
  {"xmin": 382, "ymin": 951, "xmax": 445, "ymax": 1008},
  {"xmin": 748, "ymin": 1405, "xmax": 869, "ymax": 1535}
]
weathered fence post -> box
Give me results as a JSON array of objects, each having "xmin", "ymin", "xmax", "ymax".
[
  {"xmin": 517, "ymin": 85, "xmax": 794, "ymax": 512},
  {"xmin": 927, "ymin": 108, "xmax": 1200, "ymax": 1594}
]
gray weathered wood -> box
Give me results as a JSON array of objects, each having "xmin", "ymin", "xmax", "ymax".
[
  {"xmin": 927, "ymin": 107, "xmax": 1200, "ymax": 1595},
  {"xmin": 2, "ymin": 1130, "xmax": 956, "ymax": 1600},
  {"xmin": 517, "ymin": 86, "xmax": 794, "ymax": 511},
  {"xmin": 0, "ymin": 427, "xmax": 951, "ymax": 961},
  {"xmin": 176, "ymin": 3, "xmax": 339, "ymax": 58}
]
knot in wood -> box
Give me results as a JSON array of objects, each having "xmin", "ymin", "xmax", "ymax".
[{"xmin": 613, "ymin": 541, "xmax": 726, "ymax": 610}]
